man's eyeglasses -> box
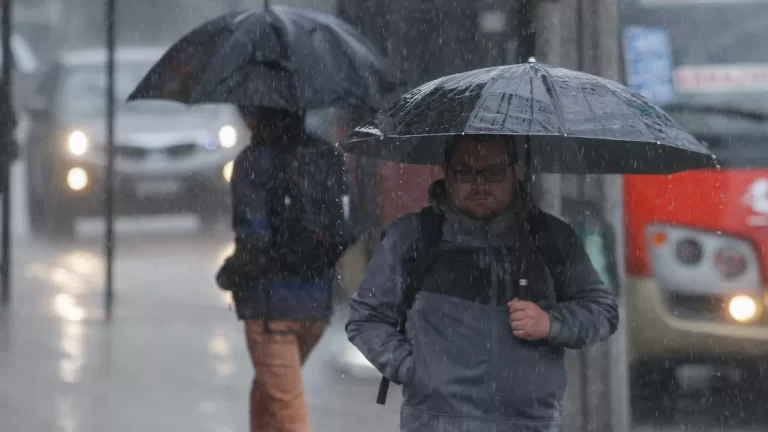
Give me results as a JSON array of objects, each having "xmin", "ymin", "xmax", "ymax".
[{"xmin": 449, "ymin": 165, "xmax": 510, "ymax": 184}]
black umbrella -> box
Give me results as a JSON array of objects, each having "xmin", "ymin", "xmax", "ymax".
[
  {"xmin": 339, "ymin": 61, "xmax": 718, "ymax": 175},
  {"xmin": 127, "ymin": 6, "xmax": 399, "ymax": 111}
]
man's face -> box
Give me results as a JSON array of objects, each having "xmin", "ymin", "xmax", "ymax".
[{"xmin": 444, "ymin": 138, "xmax": 518, "ymax": 219}]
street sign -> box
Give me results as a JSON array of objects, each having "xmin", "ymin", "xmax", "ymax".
[{"xmin": 622, "ymin": 26, "xmax": 675, "ymax": 103}]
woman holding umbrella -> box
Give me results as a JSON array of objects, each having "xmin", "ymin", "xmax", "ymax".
[
  {"xmin": 127, "ymin": 4, "xmax": 397, "ymax": 432},
  {"xmin": 217, "ymin": 104, "xmax": 356, "ymax": 432}
]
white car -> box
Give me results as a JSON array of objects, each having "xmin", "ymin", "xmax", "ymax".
[{"xmin": 23, "ymin": 46, "xmax": 248, "ymax": 237}]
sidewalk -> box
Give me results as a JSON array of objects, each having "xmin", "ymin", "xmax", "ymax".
[
  {"xmin": 0, "ymin": 235, "xmax": 401, "ymax": 432},
  {"xmin": 0, "ymin": 253, "xmax": 247, "ymax": 431}
]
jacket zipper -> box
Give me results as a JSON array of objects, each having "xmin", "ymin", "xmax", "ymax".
[{"xmin": 488, "ymin": 246, "xmax": 499, "ymax": 409}]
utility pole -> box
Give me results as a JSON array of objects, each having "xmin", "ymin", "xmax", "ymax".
[
  {"xmin": 515, "ymin": 0, "xmax": 536, "ymax": 62},
  {"xmin": 533, "ymin": 0, "xmax": 630, "ymax": 430},
  {"xmin": 588, "ymin": 0, "xmax": 630, "ymax": 430},
  {"xmin": 1, "ymin": 0, "xmax": 13, "ymax": 306},
  {"xmin": 104, "ymin": 0, "xmax": 116, "ymax": 321}
]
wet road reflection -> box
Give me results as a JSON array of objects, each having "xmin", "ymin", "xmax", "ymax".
[
  {"xmin": 58, "ymin": 320, "xmax": 84, "ymax": 384},
  {"xmin": 208, "ymin": 328, "xmax": 236, "ymax": 378},
  {"xmin": 56, "ymin": 394, "xmax": 78, "ymax": 432},
  {"xmin": 0, "ymin": 219, "xmax": 763, "ymax": 431},
  {"xmin": 55, "ymin": 294, "xmax": 86, "ymax": 322}
]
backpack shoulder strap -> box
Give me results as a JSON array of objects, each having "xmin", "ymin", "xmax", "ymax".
[
  {"xmin": 376, "ymin": 206, "xmax": 443, "ymax": 406},
  {"xmin": 401, "ymin": 207, "xmax": 444, "ymax": 311},
  {"xmin": 526, "ymin": 207, "xmax": 569, "ymax": 301}
]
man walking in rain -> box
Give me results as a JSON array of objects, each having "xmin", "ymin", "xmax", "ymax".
[
  {"xmin": 346, "ymin": 136, "xmax": 619, "ymax": 432},
  {"xmin": 217, "ymin": 106, "xmax": 356, "ymax": 432}
]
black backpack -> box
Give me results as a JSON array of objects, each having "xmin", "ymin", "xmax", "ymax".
[
  {"xmin": 375, "ymin": 205, "xmax": 569, "ymax": 405},
  {"xmin": 266, "ymin": 144, "xmax": 359, "ymax": 278}
]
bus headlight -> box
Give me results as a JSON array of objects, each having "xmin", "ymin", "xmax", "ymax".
[
  {"xmin": 728, "ymin": 295, "xmax": 759, "ymax": 323},
  {"xmin": 714, "ymin": 247, "xmax": 748, "ymax": 279},
  {"xmin": 68, "ymin": 130, "xmax": 89, "ymax": 156},
  {"xmin": 218, "ymin": 125, "xmax": 237, "ymax": 148}
]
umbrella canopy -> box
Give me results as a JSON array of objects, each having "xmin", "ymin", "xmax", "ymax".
[
  {"xmin": 339, "ymin": 61, "xmax": 718, "ymax": 174},
  {"xmin": 127, "ymin": 6, "xmax": 399, "ymax": 111}
]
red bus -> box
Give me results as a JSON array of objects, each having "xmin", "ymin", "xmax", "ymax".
[{"xmin": 620, "ymin": 0, "xmax": 768, "ymax": 420}]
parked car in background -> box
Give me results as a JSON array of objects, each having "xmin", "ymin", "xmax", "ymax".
[
  {"xmin": 621, "ymin": 0, "xmax": 768, "ymax": 422},
  {"xmin": 23, "ymin": 46, "xmax": 249, "ymax": 237}
]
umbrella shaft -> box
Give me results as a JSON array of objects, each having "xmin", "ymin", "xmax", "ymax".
[{"xmin": 523, "ymin": 138, "xmax": 534, "ymax": 207}]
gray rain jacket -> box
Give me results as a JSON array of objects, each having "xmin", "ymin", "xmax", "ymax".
[{"xmin": 345, "ymin": 181, "xmax": 619, "ymax": 432}]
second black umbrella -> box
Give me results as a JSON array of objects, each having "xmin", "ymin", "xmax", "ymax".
[{"xmin": 127, "ymin": 6, "xmax": 399, "ymax": 111}]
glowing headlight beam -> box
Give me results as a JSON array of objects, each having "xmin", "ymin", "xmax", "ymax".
[
  {"xmin": 218, "ymin": 125, "xmax": 237, "ymax": 148},
  {"xmin": 68, "ymin": 130, "xmax": 89, "ymax": 156},
  {"xmin": 728, "ymin": 295, "xmax": 759, "ymax": 323},
  {"xmin": 67, "ymin": 167, "xmax": 88, "ymax": 191}
]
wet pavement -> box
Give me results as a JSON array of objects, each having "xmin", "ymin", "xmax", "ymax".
[
  {"xmin": 0, "ymin": 219, "xmax": 762, "ymax": 431},
  {"xmin": 0, "ymin": 223, "xmax": 401, "ymax": 432}
]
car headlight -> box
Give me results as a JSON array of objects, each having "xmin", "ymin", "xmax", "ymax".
[
  {"xmin": 218, "ymin": 125, "xmax": 237, "ymax": 148},
  {"xmin": 66, "ymin": 167, "xmax": 88, "ymax": 191},
  {"xmin": 68, "ymin": 130, "xmax": 89, "ymax": 156}
]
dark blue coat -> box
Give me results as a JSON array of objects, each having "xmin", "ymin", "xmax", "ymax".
[{"xmin": 219, "ymin": 135, "xmax": 356, "ymax": 321}]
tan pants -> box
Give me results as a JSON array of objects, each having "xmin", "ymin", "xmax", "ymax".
[{"xmin": 245, "ymin": 319, "xmax": 327, "ymax": 432}]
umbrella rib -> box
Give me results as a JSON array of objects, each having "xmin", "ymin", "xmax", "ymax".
[
  {"xmin": 596, "ymin": 75, "xmax": 657, "ymax": 141},
  {"xmin": 462, "ymin": 71, "xmax": 491, "ymax": 132},
  {"xmin": 521, "ymin": 69, "xmax": 555, "ymax": 134},
  {"xmin": 579, "ymin": 80, "xmax": 602, "ymax": 138},
  {"xmin": 528, "ymin": 71, "xmax": 535, "ymax": 134},
  {"xmin": 537, "ymin": 65, "xmax": 567, "ymax": 134},
  {"xmin": 269, "ymin": 8, "xmax": 301, "ymax": 109},
  {"xmin": 500, "ymin": 67, "xmax": 526, "ymax": 133},
  {"xmin": 463, "ymin": 67, "xmax": 520, "ymax": 133},
  {"xmin": 392, "ymin": 77, "xmax": 445, "ymax": 135}
]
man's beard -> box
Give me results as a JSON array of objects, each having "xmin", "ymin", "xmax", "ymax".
[
  {"xmin": 462, "ymin": 194, "xmax": 505, "ymax": 220},
  {"xmin": 466, "ymin": 207, "xmax": 505, "ymax": 221}
]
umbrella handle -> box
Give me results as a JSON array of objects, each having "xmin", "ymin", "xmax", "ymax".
[{"xmin": 264, "ymin": 0, "xmax": 270, "ymax": 8}]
